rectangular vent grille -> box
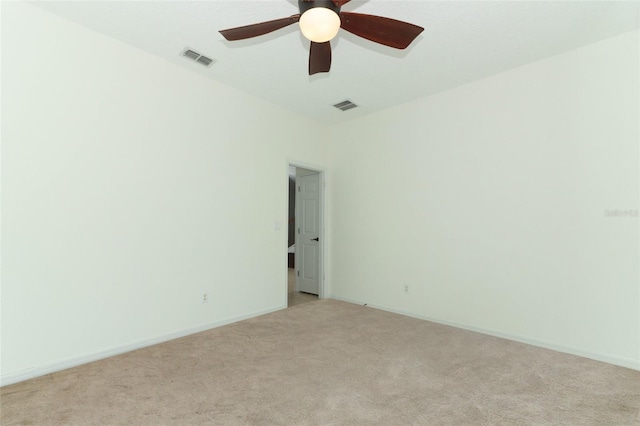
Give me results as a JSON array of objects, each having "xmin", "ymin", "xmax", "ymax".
[
  {"xmin": 196, "ymin": 56, "xmax": 213, "ymax": 66},
  {"xmin": 333, "ymin": 100, "xmax": 358, "ymax": 111},
  {"xmin": 184, "ymin": 49, "xmax": 200, "ymax": 61},
  {"xmin": 182, "ymin": 48, "xmax": 214, "ymax": 67}
]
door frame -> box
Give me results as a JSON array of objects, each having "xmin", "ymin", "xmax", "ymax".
[{"xmin": 286, "ymin": 161, "xmax": 326, "ymax": 303}]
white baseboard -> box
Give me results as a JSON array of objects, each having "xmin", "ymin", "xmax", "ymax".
[
  {"xmin": 1, "ymin": 305, "xmax": 285, "ymax": 387},
  {"xmin": 330, "ymin": 295, "xmax": 640, "ymax": 371},
  {"xmin": 4, "ymin": 298, "xmax": 637, "ymax": 387}
]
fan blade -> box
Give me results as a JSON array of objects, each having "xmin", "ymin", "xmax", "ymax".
[
  {"xmin": 219, "ymin": 15, "xmax": 300, "ymax": 41},
  {"xmin": 309, "ymin": 41, "xmax": 332, "ymax": 75},
  {"xmin": 340, "ymin": 12, "xmax": 424, "ymax": 49}
]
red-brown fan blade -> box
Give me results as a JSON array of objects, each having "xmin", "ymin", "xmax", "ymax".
[
  {"xmin": 219, "ymin": 15, "xmax": 300, "ymax": 41},
  {"xmin": 340, "ymin": 12, "xmax": 424, "ymax": 49},
  {"xmin": 309, "ymin": 41, "xmax": 331, "ymax": 75}
]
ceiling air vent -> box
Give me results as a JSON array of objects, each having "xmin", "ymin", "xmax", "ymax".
[
  {"xmin": 333, "ymin": 100, "xmax": 358, "ymax": 112},
  {"xmin": 196, "ymin": 56, "xmax": 213, "ymax": 66},
  {"xmin": 182, "ymin": 48, "xmax": 214, "ymax": 67}
]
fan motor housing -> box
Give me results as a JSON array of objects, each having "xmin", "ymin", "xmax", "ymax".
[{"xmin": 298, "ymin": 0, "xmax": 341, "ymax": 15}]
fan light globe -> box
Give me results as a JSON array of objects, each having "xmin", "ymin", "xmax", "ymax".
[{"xmin": 299, "ymin": 7, "xmax": 340, "ymax": 43}]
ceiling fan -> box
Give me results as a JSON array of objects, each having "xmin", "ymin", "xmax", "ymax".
[{"xmin": 219, "ymin": 0, "xmax": 424, "ymax": 75}]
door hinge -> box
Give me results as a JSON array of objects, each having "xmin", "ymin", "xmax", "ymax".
[
  {"xmin": 297, "ymin": 271, "xmax": 300, "ymax": 277},
  {"xmin": 298, "ymin": 186, "xmax": 301, "ymax": 193},
  {"xmin": 298, "ymin": 227, "xmax": 300, "ymax": 234}
]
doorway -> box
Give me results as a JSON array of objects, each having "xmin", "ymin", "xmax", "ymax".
[{"xmin": 287, "ymin": 164, "xmax": 324, "ymax": 307}]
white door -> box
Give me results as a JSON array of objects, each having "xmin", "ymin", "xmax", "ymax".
[{"xmin": 296, "ymin": 172, "xmax": 320, "ymax": 295}]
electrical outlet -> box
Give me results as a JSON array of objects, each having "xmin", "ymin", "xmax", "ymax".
[
  {"xmin": 404, "ymin": 285, "xmax": 409, "ymax": 293},
  {"xmin": 202, "ymin": 293, "xmax": 209, "ymax": 303}
]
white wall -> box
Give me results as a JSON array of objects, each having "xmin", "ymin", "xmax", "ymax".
[
  {"xmin": 328, "ymin": 30, "xmax": 640, "ymax": 369},
  {"xmin": 1, "ymin": 2, "xmax": 328, "ymax": 384}
]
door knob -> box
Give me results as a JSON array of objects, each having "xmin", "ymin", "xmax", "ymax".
[{"xmin": 312, "ymin": 237, "xmax": 319, "ymax": 242}]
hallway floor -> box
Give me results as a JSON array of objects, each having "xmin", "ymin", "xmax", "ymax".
[{"xmin": 287, "ymin": 268, "xmax": 318, "ymax": 308}]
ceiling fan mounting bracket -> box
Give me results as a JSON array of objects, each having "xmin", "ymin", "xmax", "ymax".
[{"xmin": 298, "ymin": 0, "xmax": 341, "ymax": 16}]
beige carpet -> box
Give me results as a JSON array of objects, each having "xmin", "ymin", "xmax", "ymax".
[{"xmin": 2, "ymin": 300, "xmax": 639, "ymax": 425}]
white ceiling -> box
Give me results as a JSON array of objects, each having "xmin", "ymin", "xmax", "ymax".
[{"xmin": 31, "ymin": 1, "xmax": 639, "ymax": 125}]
